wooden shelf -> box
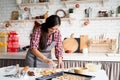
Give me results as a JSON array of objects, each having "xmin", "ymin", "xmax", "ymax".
[
  {"xmin": 18, "ymin": 2, "xmax": 53, "ymax": 9},
  {"xmin": 1, "ymin": 17, "xmax": 119, "ymax": 23},
  {"xmin": 82, "ymin": 17, "xmax": 120, "ymax": 20},
  {"xmin": 8, "ymin": 19, "xmax": 45, "ymax": 23},
  {"xmin": 61, "ymin": 18, "xmax": 76, "ymax": 24},
  {"xmin": 19, "ymin": 2, "xmax": 51, "ymax": 6},
  {"xmin": 61, "ymin": 0, "xmax": 107, "ymax": 7},
  {"xmin": 61, "ymin": 18, "xmax": 75, "ymax": 21},
  {"xmin": 2, "ymin": 17, "xmax": 120, "ymax": 23},
  {"xmin": 61, "ymin": 0, "xmax": 104, "ymax": 4},
  {"xmin": 5, "ymin": 18, "xmax": 75, "ymax": 23}
]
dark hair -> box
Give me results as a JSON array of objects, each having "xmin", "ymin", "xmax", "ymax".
[{"xmin": 39, "ymin": 15, "xmax": 61, "ymax": 50}]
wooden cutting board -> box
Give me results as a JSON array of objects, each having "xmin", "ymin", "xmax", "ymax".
[
  {"xmin": 62, "ymin": 33, "xmax": 78, "ymax": 53},
  {"xmin": 80, "ymin": 35, "xmax": 88, "ymax": 53}
]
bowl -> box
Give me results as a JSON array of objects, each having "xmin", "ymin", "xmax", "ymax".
[
  {"xmin": 85, "ymin": 63, "xmax": 101, "ymax": 72},
  {"xmin": 74, "ymin": 67, "xmax": 88, "ymax": 74}
]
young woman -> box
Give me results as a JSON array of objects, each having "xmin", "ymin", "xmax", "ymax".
[{"xmin": 25, "ymin": 15, "xmax": 63, "ymax": 68}]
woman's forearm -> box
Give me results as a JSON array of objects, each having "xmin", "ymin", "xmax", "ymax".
[
  {"xmin": 57, "ymin": 57, "xmax": 62, "ymax": 62},
  {"xmin": 31, "ymin": 48, "xmax": 55, "ymax": 65},
  {"xmin": 31, "ymin": 48, "xmax": 48, "ymax": 61},
  {"xmin": 57, "ymin": 56, "xmax": 63, "ymax": 68}
]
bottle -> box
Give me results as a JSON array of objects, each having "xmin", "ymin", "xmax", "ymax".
[
  {"xmin": 18, "ymin": 9, "xmax": 22, "ymax": 20},
  {"xmin": 28, "ymin": 8, "xmax": 32, "ymax": 20},
  {"xmin": 88, "ymin": 7, "xmax": 92, "ymax": 17},
  {"xmin": 44, "ymin": 11, "xmax": 48, "ymax": 19}
]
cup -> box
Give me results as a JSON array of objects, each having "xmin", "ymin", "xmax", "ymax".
[
  {"xmin": 85, "ymin": 63, "xmax": 102, "ymax": 72},
  {"xmin": 69, "ymin": 8, "xmax": 74, "ymax": 13},
  {"xmin": 82, "ymin": 48, "xmax": 88, "ymax": 55}
]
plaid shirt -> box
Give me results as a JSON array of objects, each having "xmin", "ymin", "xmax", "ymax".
[{"xmin": 30, "ymin": 27, "xmax": 63, "ymax": 58}]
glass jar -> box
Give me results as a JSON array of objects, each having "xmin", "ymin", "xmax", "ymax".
[{"xmin": 16, "ymin": 0, "xmax": 22, "ymax": 4}]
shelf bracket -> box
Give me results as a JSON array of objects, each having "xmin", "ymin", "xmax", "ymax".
[
  {"xmin": 101, "ymin": 0, "xmax": 104, "ymax": 6},
  {"xmin": 64, "ymin": 2, "xmax": 67, "ymax": 8},
  {"xmin": 46, "ymin": 3, "xmax": 49, "ymax": 9},
  {"xmin": 68, "ymin": 19, "xmax": 72, "ymax": 24}
]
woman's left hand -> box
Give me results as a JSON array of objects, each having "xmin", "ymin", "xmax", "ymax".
[{"xmin": 57, "ymin": 57, "xmax": 64, "ymax": 68}]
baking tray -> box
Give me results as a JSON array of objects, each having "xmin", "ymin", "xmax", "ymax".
[{"xmin": 36, "ymin": 71, "xmax": 95, "ymax": 80}]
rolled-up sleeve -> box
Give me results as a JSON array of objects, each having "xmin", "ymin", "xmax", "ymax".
[
  {"xmin": 30, "ymin": 28, "xmax": 41, "ymax": 49},
  {"xmin": 54, "ymin": 30, "xmax": 63, "ymax": 58}
]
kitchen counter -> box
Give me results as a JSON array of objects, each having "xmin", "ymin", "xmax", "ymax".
[
  {"xmin": 53, "ymin": 53, "xmax": 120, "ymax": 62},
  {"xmin": 0, "ymin": 52, "xmax": 26, "ymax": 59},
  {"xmin": 0, "ymin": 52, "xmax": 120, "ymax": 80},
  {"xmin": 0, "ymin": 66, "xmax": 108, "ymax": 80},
  {"xmin": 0, "ymin": 52, "xmax": 120, "ymax": 62}
]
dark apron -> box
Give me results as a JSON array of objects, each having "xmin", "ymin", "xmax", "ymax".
[{"xmin": 25, "ymin": 34, "xmax": 55, "ymax": 68}]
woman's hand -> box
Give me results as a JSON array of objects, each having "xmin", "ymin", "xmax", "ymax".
[
  {"xmin": 57, "ymin": 57, "xmax": 64, "ymax": 68},
  {"xmin": 44, "ymin": 58, "xmax": 55, "ymax": 66},
  {"xmin": 31, "ymin": 49, "xmax": 55, "ymax": 66}
]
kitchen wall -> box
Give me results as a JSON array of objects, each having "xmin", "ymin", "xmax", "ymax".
[{"xmin": 0, "ymin": 0, "xmax": 120, "ymax": 48}]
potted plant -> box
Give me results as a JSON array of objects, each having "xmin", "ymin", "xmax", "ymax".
[
  {"xmin": 69, "ymin": 8, "xmax": 74, "ymax": 18},
  {"xmin": 117, "ymin": 6, "xmax": 120, "ymax": 17},
  {"xmin": 110, "ymin": 10, "xmax": 116, "ymax": 17}
]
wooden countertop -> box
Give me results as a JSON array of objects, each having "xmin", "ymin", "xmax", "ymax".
[{"xmin": 0, "ymin": 52, "xmax": 120, "ymax": 62}]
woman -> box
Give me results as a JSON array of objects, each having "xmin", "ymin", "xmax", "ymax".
[{"xmin": 25, "ymin": 15, "xmax": 63, "ymax": 68}]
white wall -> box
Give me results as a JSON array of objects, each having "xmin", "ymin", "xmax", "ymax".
[{"xmin": 0, "ymin": 0, "xmax": 120, "ymax": 47}]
